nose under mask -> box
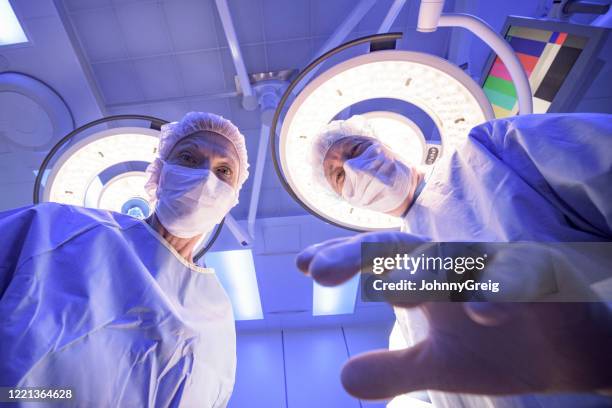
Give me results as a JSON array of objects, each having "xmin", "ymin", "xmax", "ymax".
[
  {"xmin": 155, "ymin": 162, "xmax": 238, "ymax": 238},
  {"xmin": 341, "ymin": 143, "xmax": 413, "ymax": 213}
]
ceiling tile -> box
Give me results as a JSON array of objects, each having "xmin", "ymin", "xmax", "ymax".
[
  {"xmin": 12, "ymin": 0, "xmax": 58, "ymax": 18},
  {"xmin": 399, "ymin": 29, "xmax": 450, "ymax": 57},
  {"xmin": 146, "ymin": 101, "xmax": 191, "ymax": 122},
  {"xmin": 278, "ymin": 187, "xmax": 307, "ymax": 217},
  {"xmin": 106, "ymin": 103, "xmax": 152, "ymax": 116},
  {"xmin": 357, "ymin": 0, "xmax": 410, "ymax": 33},
  {"xmin": 310, "ymin": 0, "xmax": 354, "ymax": 37},
  {"xmin": 232, "ymin": 192, "xmax": 249, "ymax": 219},
  {"xmin": 114, "ymin": 2, "xmax": 172, "ymax": 58},
  {"xmin": 240, "ymin": 128, "xmax": 260, "ymax": 157},
  {"xmin": 176, "ymin": 50, "xmax": 227, "ymax": 96},
  {"xmin": 69, "ymin": 8, "xmax": 127, "ymax": 62},
  {"xmin": 0, "ymin": 180, "xmax": 35, "ymax": 212},
  {"xmin": 214, "ymin": 0, "xmax": 264, "ymax": 47},
  {"xmin": 131, "ymin": 55, "xmax": 183, "ymax": 100},
  {"xmin": 162, "ymin": 0, "xmax": 220, "ymax": 52},
  {"xmin": 262, "ymin": 0, "xmax": 310, "ymax": 42},
  {"xmin": 227, "ymin": 96, "xmax": 261, "ymax": 129},
  {"xmin": 263, "ymin": 224, "xmax": 301, "ymax": 253},
  {"xmin": 91, "ymin": 60, "xmax": 143, "ymax": 104},
  {"xmin": 186, "ymin": 98, "xmax": 232, "ymax": 118},
  {"xmin": 266, "ymin": 38, "xmax": 311, "ymax": 72},
  {"xmin": 262, "ymin": 159, "xmax": 281, "ymax": 189},
  {"xmin": 256, "ymin": 187, "xmax": 282, "ymax": 216},
  {"xmin": 255, "ymin": 253, "xmax": 311, "ymax": 313},
  {"xmin": 63, "ymin": 0, "xmax": 112, "ymax": 12}
]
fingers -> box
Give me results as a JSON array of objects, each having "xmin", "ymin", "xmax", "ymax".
[
  {"xmin": 295, "ymin": 237, "xmax": 350, "ymax": 275},
  {"xmin": 308, "ymin": 236, "xmax": 362, "ymax": 286},
  {"xmin": 463, "ymin": 302, "xmax": 514, "ymax": 326},
  {"xmin": 297, "ymin": 231, "xmax": 429, "ymax": 287},
  {"xmin": 341, "ymin": 341, "xmax": 435, "ymax": 400}
]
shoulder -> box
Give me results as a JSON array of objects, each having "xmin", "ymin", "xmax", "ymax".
[
  {"xmin": 468, "ymin": 113, "xmax": 612, "ymax": 142},
  {"xmin": 1, "ymin": 202, "xmax": 141, "ymax": 233}
]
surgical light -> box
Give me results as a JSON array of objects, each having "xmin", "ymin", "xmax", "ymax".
[
  {"xmin": 271, "ymin": 33, "xmax": 494, "ymax": 232},
  {"xmin": 34, "ymin": 115, "xmax": 224, "ymax": 261},
  {"xmin": 0, "ymin": 0, "xmax": 27, "ymax": 46},
  {"xmin": 205, "ymin": 249, "xmax": 263, "ymax": 320},
  {"xmin": 313, "ymin": 274, "xmax": 360, "ymax": 316}
]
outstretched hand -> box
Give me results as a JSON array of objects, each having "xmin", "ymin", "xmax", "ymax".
[{"xmin": 297, "ymin": 232, "xmax": 612, "ymax": 400}]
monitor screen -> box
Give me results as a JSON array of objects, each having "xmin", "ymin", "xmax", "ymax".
[{"xmin": 482, "ymin": 25, "xmax": 589, "ymax": 118}]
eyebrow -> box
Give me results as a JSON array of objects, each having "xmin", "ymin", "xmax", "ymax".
[
  {"xmin": 175, "ymin": 139, "xmax": 238, "ymax": 163},
  {"xmin": 174, "ymin": 140, "xmax": 199, "ymax": 152}
]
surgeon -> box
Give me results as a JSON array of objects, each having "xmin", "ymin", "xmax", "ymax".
[
  {"xmin": 0, "ymin": 112, "xmax": 249, "ymax": 407},
  {"xmin": 297, "ymin": 113, "xmax": 612, "ymax": 406}
]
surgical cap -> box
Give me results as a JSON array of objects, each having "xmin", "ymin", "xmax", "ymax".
[
  {"xmin": 310, "ymin": 115, "xmax": 377, "ymax": 191},
  {"xmin": 144, "ymin": 112, "xmax": 249, "ymax": 200}
]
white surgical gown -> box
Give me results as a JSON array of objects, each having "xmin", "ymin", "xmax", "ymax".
[
  {"xmin": 0, "ymin": 203, "xmax": 236, "ymax": 407},
  {"xmin": 396, "ymin": 113, "xmax": 612, "ymax": 408}
]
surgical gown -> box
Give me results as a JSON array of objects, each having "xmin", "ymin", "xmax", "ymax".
[
  {"xmin": 0, "ymin": 203, "xmax": 236, "ymax": 407},
  {"xmin": 397, "ymin": 113, "xmax": 612, "ymax": 407}
]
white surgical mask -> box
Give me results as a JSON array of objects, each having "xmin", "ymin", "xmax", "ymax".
[
  {"xmin": 342, "ymin": 143, "xmax": 413, "ymax": 213},
  {"xmin": 155, "ymin": 162, "xmax": 238, "ymax": 238}
]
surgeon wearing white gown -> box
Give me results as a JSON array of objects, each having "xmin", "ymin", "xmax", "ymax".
[
  {"xmin": 0, "ymin": 112, "xmax": 249, "ymax": 407},
  {"xmin": 297, "ymin": 113, "xmax": 612, "ymax": 407}
]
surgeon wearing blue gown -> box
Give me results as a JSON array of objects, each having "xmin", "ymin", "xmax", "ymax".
[
  {"xmin": 297, "ymin": 113, "xmax": 612, "ymax": 407},
  {"xmin": 0, "ymin": 112, "xmax": 249, "ymax": 407}
]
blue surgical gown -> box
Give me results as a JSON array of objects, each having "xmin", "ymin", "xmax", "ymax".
[
  {"xmin": 0, "ymin": 203, "xmax": 236, "ymax": 407},
  {"xmin": 397, "ymin": 113, "xmax": 612, "ymax": 408}
]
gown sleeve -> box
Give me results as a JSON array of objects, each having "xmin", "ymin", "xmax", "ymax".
[
  {"xmin": 0, "ymin": 205, "xmax": 37, "ymax": 297},
  {"xmin": 468, "ymin": 113, "xmax": 612, "ymax": 238},
  {"xmin": 0, "ymin": 203, "xmax": 77, "ymax": 296}
]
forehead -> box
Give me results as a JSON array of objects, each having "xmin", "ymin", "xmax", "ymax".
[{"xmin": 171, "ymin": 131, "xmax": 239, "ymax": 162}]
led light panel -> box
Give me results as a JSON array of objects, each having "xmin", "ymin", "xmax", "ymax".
[
  {"xmin": 313, "ymin": 274, "xmax": 360, "ymax": 316},
  {"xmin": 205, "ymin": 249, "xmax": 263, "ymax": 320},
  {"xmin": 44, "ymin": 127, "xmax": 159, "ymax": 209},
  {"xmin": 0, "ymin": 0, "xmax": 28, "ymax": 46},
  {"xmin": 279, "ymin": 50, "xmax": 494, "ymax": 231}
]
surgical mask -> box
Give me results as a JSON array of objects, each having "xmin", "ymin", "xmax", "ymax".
[
  {"xmin": 155, "ymin": 162, "xmax": 238, "ymax": 238},
  {"xmin": 341, "ymin": 143, "xmax": 413, "ymax": 213}
]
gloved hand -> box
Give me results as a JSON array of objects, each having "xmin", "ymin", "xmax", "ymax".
[{"xmin": 296, "ymin": 231, "xmax": 612, "ymax": 400}]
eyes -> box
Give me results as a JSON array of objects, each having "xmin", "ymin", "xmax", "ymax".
[
  {"xmin": 178, "ymin": 151, "xmax": 197, "ymax": 165},
  {"xmin": 330, "ymin": 140, "xmax": 370, "ymax": 192},
  {"xmin": 175, "ymin": 150, "xmax": 234, "ymax": 181},
  {"xmin": 215, "ymin": 165, "xmax": 233, "ymax": 180}
]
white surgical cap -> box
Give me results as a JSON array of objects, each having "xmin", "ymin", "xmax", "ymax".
[
  {"xmin": 145, "ymin": 111, "xmax": 249, "ymax": 200},
  {"xmin": 310, "ymin": 115, "xmax": 377, "ymax": 190}
]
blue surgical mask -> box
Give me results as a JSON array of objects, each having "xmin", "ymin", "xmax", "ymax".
[
  {"xmin": 155, "ymin": 162, "xmax": 238, "ymax": 238},
  {"xmin": 342, "ymin": 143, "xmax": 414, "ymax": 213}
]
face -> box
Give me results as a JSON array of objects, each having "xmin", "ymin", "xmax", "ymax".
[
  {"xmin": 322, "ymin": 136, "xmax": 378, "ymax": 194},
  {"xmin": 167, "ymin": 131, "xmax": 240, "ymax": 189}
]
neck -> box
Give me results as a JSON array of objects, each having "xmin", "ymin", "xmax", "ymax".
[
  {"xmin": 146, "ymin": 214, "xmax": 203, "ymax": 263},
  {"xmin": 387, "ymin": 168, "xmax": 425, "ymax": 217}
]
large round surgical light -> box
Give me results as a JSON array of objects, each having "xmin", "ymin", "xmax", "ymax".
[
  {"xmin": 272, "ymin": 33, "xmax": 494, "ymax": 231},
  {"xmin": 34, "ymin": 115, "xmax": 223, "ymax": 260}
]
